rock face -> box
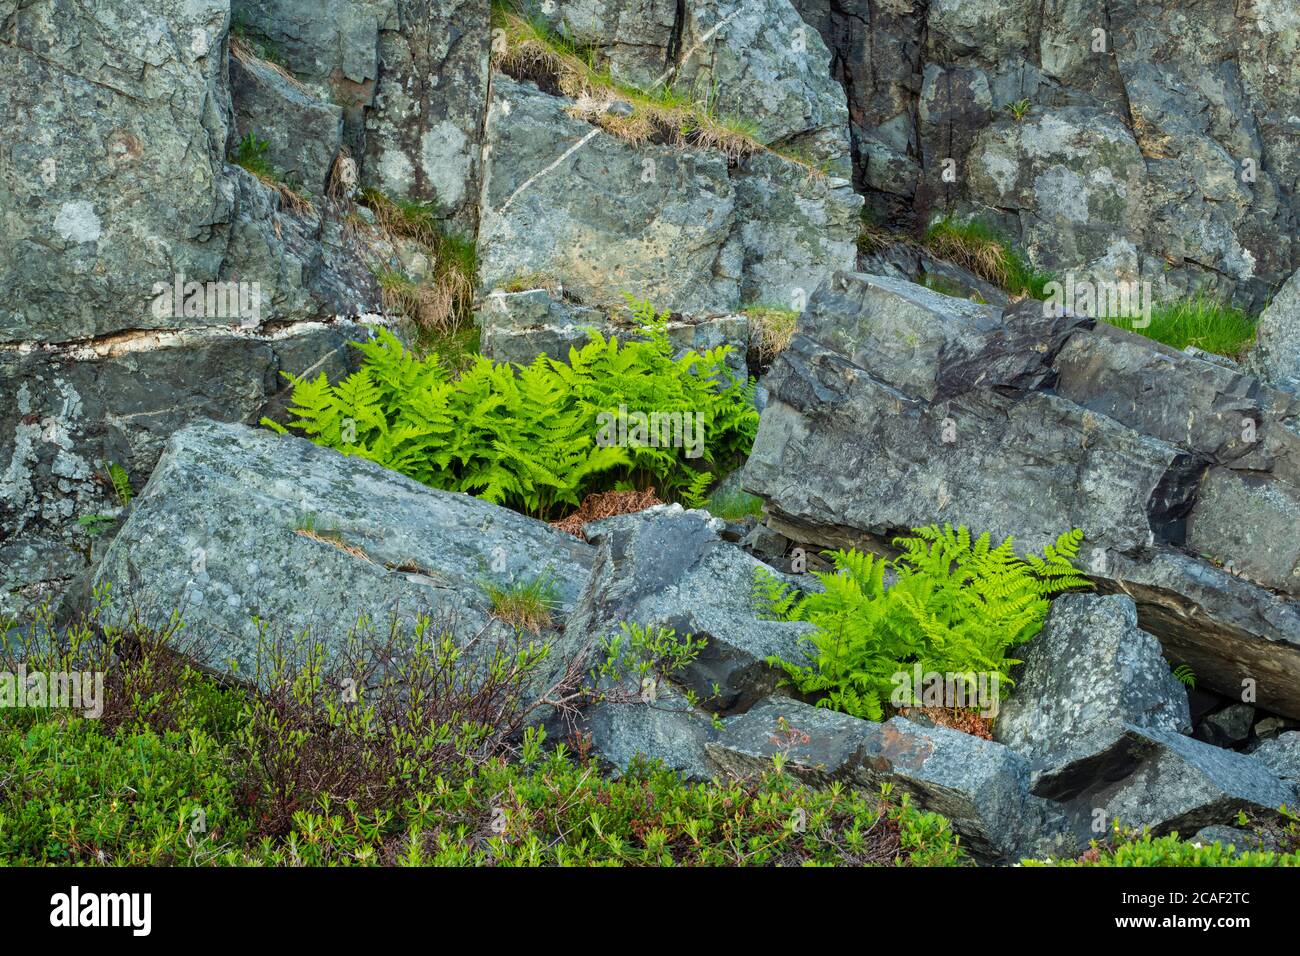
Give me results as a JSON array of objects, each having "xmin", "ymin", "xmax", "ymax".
[
  {"xmin": 230, "ymin": 46, "xmax": 344, "ymax": 199},
  {"xmin": 532, "ymin": 0, "xmax": 853, "ymax": 172},
  {"xmin": 744, "ymin": 272, "xmax": 1300, "ymax": 719},
  {"xmin": 476, "ymin": 73, "xmax": 860, "ymax": 316},
  {"xmin": 563, "ymin": 506, "xmax": 814, "ymax": 714},
  {"xmin": 791, "ymin": 0, "xmax": 1300, "ymax": 309},
  {"xmin": 92, "ymin": 420, "xmax": 596, "ymax": 684},
  {"xmin": 995, "ymin": 594, "xmax": 1192, "ymax": 798},
  {"xmin": 230, "ymin": 0, "xmax": 488, "ymax": 227},
  {"xmin": 1063, "ymin": 726, "xmax": 1298, "ymax": 837},
  {"xmin": 0, "ymin": 0, "xmax": 395, "ymax": 616}
]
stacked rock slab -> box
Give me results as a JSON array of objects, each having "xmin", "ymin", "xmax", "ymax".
[{"xmin": 743, "ymin": 271, "xmax": 1300, "ymax": 718}]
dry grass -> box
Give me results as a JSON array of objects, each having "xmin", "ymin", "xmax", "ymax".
[
  {"xmin": 294, "ymin": 527, "xmax": 372, "ymax": 563},
  {"xmin": 360, "ymin": 188, "xmax": 477, "ymax": 336},
  {"xmin": 229, "ymin": 34, "xmax": 310, "ymax": 93},
  {"xmin": 744, "ymin": 305, "xmax": 799, "ymax": 363},
  {"xmin": 550, "ymin": 487, "xmax": 663, "ymax": 541},
  {"xmin": 923, "ymin": 218, "xmax": 1055, "ymax": 299},
  {"xmin": 493, "ymin": 8, "xmax": 810, "ymax": 169}
]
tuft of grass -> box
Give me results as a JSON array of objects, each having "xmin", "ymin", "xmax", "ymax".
[
  {"xmin": 230, "ymin": 132, "xmax": 314, "ymax": 216},
  {"xmin": 923, "ymin": 217, "xmax": 1054, "ymax": 299},
  {"xmin": 229, "ymin": 18, "xmax": 289, "ymax": 69},
  {"xmin": 486, "ymin": 573, "xmax": 560, "ymax": 634},
  {"xmin": 360, "ymin": 188, "xmax": 477, "ymax": 340},
  {"xmin": 743, "ymin": 304, "xmax": 800, "ymax": 363},
  {"xmin": 703, "ymin": 488, "xmax": 765, "ymax": 521},
  {"xmin": 1005, "ymin": 98, "xmax": 1032, "ymax": 122},
  {"xmin": 490, "ymin": 3, "xmax": 816, "ymax": 171},
  {"xmin": 1104, "ymin": 294, "xmax": 1257, "ymax": 360}
]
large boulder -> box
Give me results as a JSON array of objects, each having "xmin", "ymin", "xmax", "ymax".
[
  {"xmin": 91, "ymin": 421, "xmax": 596, "ymax": 688},
  {"xmin": 744, "ymin": 272, "xmax": 1300, "ymax": 718},
  {"xmin": 995, "ymin": 594, "xmax": 1192, "ymax": 798}
]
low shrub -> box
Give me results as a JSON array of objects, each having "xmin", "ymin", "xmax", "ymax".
[{"xmin": 756, "ymin": 525, "xmax": 1090, "ymax": 720}]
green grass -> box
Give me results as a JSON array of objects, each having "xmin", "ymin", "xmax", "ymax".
[
  {"xmin": 1024, "ymin": 817, "xmax": 1300, "ymax": 867},
  {"xmin": 924, "ymin": 217, "xmax": 1056, "ymax": 300},
  {"xmin": 1103, "ymin": 294, "xmax": 1257, "ymax": 359},
  {"xmin": 485, "ymin": 573, "xmax": 560, "ymax": 634},
  {"xmin": 704, "ymin": 488, "xmax": 765, "ymax": 521}
]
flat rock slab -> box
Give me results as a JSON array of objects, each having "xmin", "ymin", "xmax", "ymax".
[{"xmin": 92, "ymin": 420, "xmax": 595, "ymax": 684}]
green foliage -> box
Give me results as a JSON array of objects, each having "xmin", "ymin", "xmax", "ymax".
[
  {"xmin": 758, "ymin": 525, "xmax": 1091, "ymax": 720},
  {"xmin": 1006, "ymin": 98, "xmax": 1032, "ymax": 122},
  {"xmin": 1103, "ymin": 294, "xmax": 1257, "ymax": 359},
  {"xmin": 76, "ymin": 513, "xmax": 116, "ymax": 538},
  {"xmin": 1024, "ymin": 819, "xmax": 1300, "ymax": 867},
  {"xmin": 107, "ymin": 461, "xmax": 133, "ymax": 507},
  {"xmin": 238, "ymin": 740, "xmax": 970, "ymax": 866},
  {"xmin": 924, "ymin": 217, "xmax": 1056, "ymax": 300},
  {"xmin": 1172, "ymin": 662, "xmax": 1196, "ymax": 690},
  {"xmin": 231, "ymin": 132, "xmax": 274, "ymax": 179},
  {"xmin": 267, "ymin": 301, "xmax": 758, "ymax": 518},
  {"xmin": 0, "ymin": 601, "xmax": 968, "ymax": 867}
]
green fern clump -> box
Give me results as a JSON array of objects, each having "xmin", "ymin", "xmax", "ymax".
[
  {"xmin": 264, "ymin": 308, "xmax": 758, "ymax": 518},
  {"xmin": 757, "ymin": 525, "xmax": 1090, "ymax": 721}
]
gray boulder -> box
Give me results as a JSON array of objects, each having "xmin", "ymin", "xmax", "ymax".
[
  {"xmin": 91, "ymin": 420, "xmax": 595, "ymax": 689},
  {"xmin": 995, "ymin": 594, "xmax": 1192, "ymax": 798},
  {"xmin": 1248, "ymin": 732, "xmax": 1300, "ymax": 787},
  {"xmin": 1195, "ymin": 704, "xmax": 1256, "ymax": 749},
  {"xmin": 1186, "ymin": 468, "xmax": 1300, "ymax": 596},
  {"xmin": 1251, "ymin": 268, "xmax": 1300, "ymax": 392},
  {"xmin": 1066, "ymin": 725, "xmax": 1298, "ymax": 837}
]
